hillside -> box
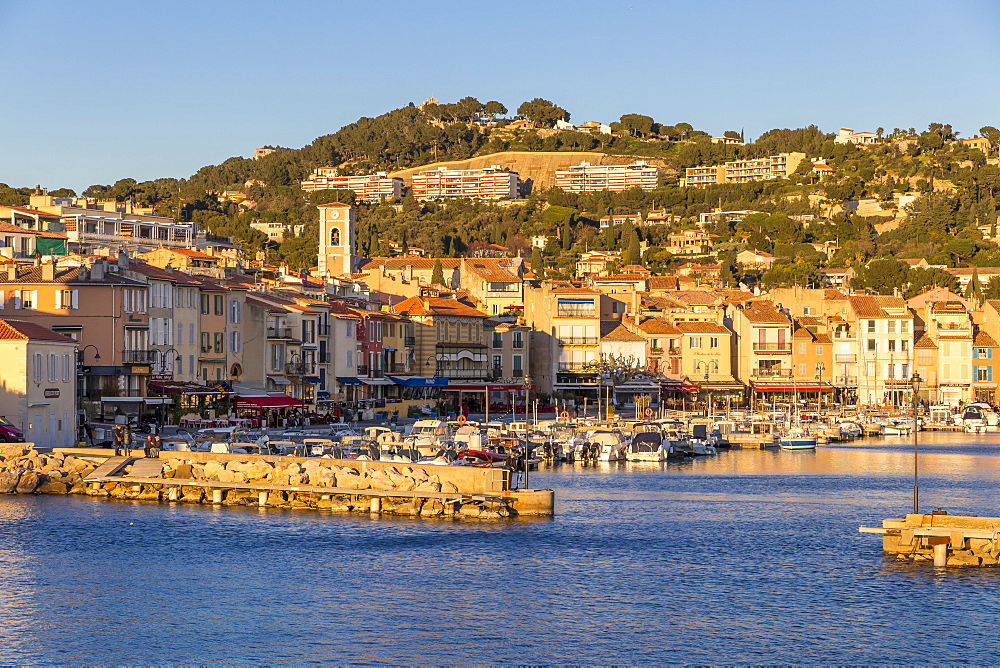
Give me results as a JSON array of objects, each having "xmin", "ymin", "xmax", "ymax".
[{"xmin": 388, "ymin": 151, "xmax": 676, "ymax": 190}]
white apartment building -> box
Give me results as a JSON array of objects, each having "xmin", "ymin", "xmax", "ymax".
[
  {"xmin": 834, "ymin": 128, "xmax": 878, "ymax": 145},
  {"xmin": 410, "ymin": 166, "xmax": 519, "ymax": 200},
  {"xmin": 850, "ymin": 295, "xmax": 915, "ymax": 406},
  {"xmin": 682, "ymin": 153, "xmax": 806, "ymax": 188},
  {"xmin": 555, "ymin": 161, "xmax": 659, "ymax": 193},
  {"xmin": 300, "ymin": 169, "xmax": 404, "ymax": 202}
]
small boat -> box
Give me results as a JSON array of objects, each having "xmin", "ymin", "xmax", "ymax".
[
  {"xmin": 780, "ymin": 427, "xmax": 817, "ymax": 450},
  {"xmin": 882, "ymin": 421, "xmax": 912, "ymax": 436},
  {"xmin": 627, "ymin": 432, "xmax": 670, "ymax": 462},
  {"xmin": 457, "ymin": 436, "xmax": 515, "ymax": 466}
]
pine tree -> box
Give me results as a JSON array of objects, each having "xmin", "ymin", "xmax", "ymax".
[
  {"xmin": 719, "ymin": 262, "xmax": 737, "ymax": 287},
  {"xmin": 431, "ymin": 258, "xmax": 445, "ymax": 286},
  {"xmin": 966, "ymin": 267, "xmax": 984, "ymax": 303},
  {"xmin": 531, "ymin": 246, "xmax": 544, "ymax": 277},
  {"xmin": 562, "ymin": 219, "xmax": 572, "ymax": 250},
  {"xmin": 623, "ymin": 228, "xmax": 641, "ymax": 266}
]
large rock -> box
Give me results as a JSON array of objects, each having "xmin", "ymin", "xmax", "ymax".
[
  {"xmin": 441, "ymin": 481, "xmax": 459, "ymax": 494},
  {"xmin": 201, "ymin": 461, "xmax": 226, "ymax": 479},
  {"xmin": 0, "ymin": 445, "xmax": 28, "ymax": 459},
  {"xmin": 15, "ymin": 471, "xmax": 42, "ymax": 494},
  {"xmin": 0, "ymin": 471, "xmax": 21, "ymax": 493},
  {"xmin": 173, "ymin": 464, "xmax": 194, "ymax": 479}
]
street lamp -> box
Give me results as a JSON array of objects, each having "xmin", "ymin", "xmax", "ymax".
[
  {"xmin": 911, "ymin": 372, "xmax": 922, "ymax": 514},
  {"xmin": 522, "ymin": 374, "xmax": 532, "ymax": 490},
  {"xmin": 155, "ymin": 348, "xmax": 181, "ymax": 375},
  {"xmin": 815, "ymin": 363, "xmax": 826, "ymax": 408},
  {"xmin": 79, "ymin": 344, "xmax": 101, "ymax": 364},
  {"xmin": 695, "ymin": 360, "xmax": 718, "ymax": 418}
]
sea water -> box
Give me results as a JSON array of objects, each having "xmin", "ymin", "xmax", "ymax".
[{"xmin": 2, "ymin": 432, "xmax": 1000, "ymax": 664}]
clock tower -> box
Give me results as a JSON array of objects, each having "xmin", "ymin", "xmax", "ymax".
[{"xmin": 317, "ymin": 202, "xmax": 356, "ymax": 278}]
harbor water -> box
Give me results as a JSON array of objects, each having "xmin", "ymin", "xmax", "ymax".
[{"xmin": 3, "ymin": 432, "xmax": 1000, "ymax": 664}]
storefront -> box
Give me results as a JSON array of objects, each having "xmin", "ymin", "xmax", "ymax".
[{"xmin": 751, "ymin": 380, "xmax": 834, "ymax": 409}]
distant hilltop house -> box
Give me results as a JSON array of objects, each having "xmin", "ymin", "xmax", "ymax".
[
  {"xmin": 834, "ymin": 128, "xmax": 878, "ymax": 145},
  {"xmin": 555, "ymin": 160, "xmax": 659, "ymax": 193},
  {"xmin": 960, "ymin": 137, "xmax": 995, "ymax": 153},
  {"xmin": 575, "ymin": 250, "xmax": 621, "ymax": 277},
  {"xmin": 681, "ymin": 153, "xmax": 805, "ymax": 188},
  {"xmin": 250, "ymin": 220, "xmax": 303, "ymax": 241},
  {"xmin": 735, "ymin": 249, "xmax": 777, "ymax": 271},
  {"xmin": 666, "ymin": 229, "xmax": 715, "ymax": 256},
  {"xmin": 253, "ymin": 146, "xmax": 288, "ymax": 159},
  {"xmin": 697, "ymin": 209, "xmax": 760, "ymax": 227},
  {"xmin": 301, "ymin": 168, "xmax": 404, "ymax": 203},
  {"xmin": 643, "ymin": 209, "xmax": 684, "ymax": 226},
  {"xmin": 554, "ymin": 119, "xmax": 613, "ymax": 135},
  {"xmin": 599, "ymin": 212, "xmax": 642, "ymax": 229},
  {"xmin": 711, "ymin": 136, "xmax": 745, "ymax": 145}
]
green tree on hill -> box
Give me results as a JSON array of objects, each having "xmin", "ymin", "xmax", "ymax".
[
  {"xmin": 516, "ymin": 98, "xmax": 569, "ymax": 127},
  {"xmin": 530, "ymin": 246, "xmax": 544, "ymax": 277},
  {"xmin": 431, "ymin": 259, "xmax": 445, "ymax": 286},
  {"xmin": 623, "ymin": 227, "xmax": 641, "ymax": 265}
]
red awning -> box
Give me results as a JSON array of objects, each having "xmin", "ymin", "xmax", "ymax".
[
  {"xmin": 753, "ymin": 383, "xmax": 834, "ymax": 392},
  {"xmin": 235, "ymin": 395, "xmax": 304, "ymax": 410},
  {"xmin": 150, "ymin": 382, "xmax": 230, "ymax": 395}
]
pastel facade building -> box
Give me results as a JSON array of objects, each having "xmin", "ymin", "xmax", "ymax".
[
  {"xmin": 682, "ymin": 153, "xmax": 805, "ymax": 187},
  {"xmin": 300, "ymin": 169, "xmax": 404, "ymax": 202},
  {"xmin": 555, "ymin": 161, "xmax": 659, "ymax": 193},
  {"xmin": 411, "ymin": 166, "xmax": 519, "ymax": 200}
]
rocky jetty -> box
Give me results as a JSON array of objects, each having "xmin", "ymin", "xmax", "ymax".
[{"xmin": 0, "ymin": 446, "xmax": 515, "ymax": 519}]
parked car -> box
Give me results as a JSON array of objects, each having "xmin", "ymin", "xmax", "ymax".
[{"xmin": 0, "ymin": 417, "xmax": 25, "ymax": 443}]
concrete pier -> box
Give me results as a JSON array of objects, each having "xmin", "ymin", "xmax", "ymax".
[{"xmin": 860, "ymin": 512, "xmax": 1000, "ymax": 567}]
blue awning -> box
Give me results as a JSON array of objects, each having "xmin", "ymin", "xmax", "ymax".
[
  {"xmin": 387, "ymin": 376, "xmax": 449, "ymax": 388},
  {"xmin": 336, "ymin": 377, "xmax": 362, "ymax": 385},
  {"xmin": 316, "ymin": 391, "xmax": 330, "ymax": 399},
  {"xmin": 304, "ymin": 377, "xmax": 322, "ymax": 384}
]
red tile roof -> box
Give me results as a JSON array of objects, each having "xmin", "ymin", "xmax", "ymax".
[{"xmin": 0, "ymin": 319, "xmax": 76, "ymax": 342}]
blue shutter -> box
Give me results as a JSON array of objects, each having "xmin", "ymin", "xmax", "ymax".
[
  {"xmin": 989, "ymin": 348, "xmax": 994, "ymax": 360},
  {"xmin": 990, "ymin": 366, "xmax": 994, "ymax": 382},
  {"xmin": 973, "ymin": 348, "xmax": 979, "ymax": 359},
  {"xmin": 973, "ymin": 365, "xmax": 979, "ymax": 382}
]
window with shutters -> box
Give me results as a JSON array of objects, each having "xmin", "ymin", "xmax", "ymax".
[
  {"xmin": 33, "ymin": 353, "xmax": 43, "ymax": 382},
  {"xmin": 214, "ymin": 332, "xmax": 224, "ymax": 353}
]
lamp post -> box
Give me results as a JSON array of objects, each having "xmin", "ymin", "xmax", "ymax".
[
  {"xmin": 815, "ymin": 362, "xmax": 826, "ymax": 409},
  {"xmin": 911, "ymin": 372, "xmax": 922, "ymax": 514},
  {"xmin": 695, "ymin": 360, "xmax": 718, "ymax": 419},
  {"xmin": 522, "ymin": 374, "xmax": 532, "ymax": 490},
  {"xmin": 155, "ymin": 348, "xmax": 181, "ymax": 376},
  {"xmin": 77, "ymin": 345, "xmax": 102, "ymax": 409}
]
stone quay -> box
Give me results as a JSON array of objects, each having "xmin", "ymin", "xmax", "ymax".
[{"xmin": 860, "ymin": 512, "xmax": 1000, "ymax": 567}]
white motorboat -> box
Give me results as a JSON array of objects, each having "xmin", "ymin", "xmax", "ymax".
[{"xmin": 627, "ymin": 432, "xmax": 670, "ymax": 462}]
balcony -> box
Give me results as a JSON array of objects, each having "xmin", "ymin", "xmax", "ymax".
[
  {"xmin": 835, "ymin": 354, "xmax": 856, "ymax": 363},
  {"xmin": 268, "ymin": 326, "xmax": 293, "ymax": 339},
  {"xmin": 836, "ymin": 376, "xmax": 858, "ymax": 385},
  {"xmin": 752, "ymin": 368, "xmax": 792, "ymax": 378},
  {"xmin": 121, "ymin": 350, "xmax": 157, "ymax": 364},
  {"xmin": 752, "ymin": 342, "xmax": 792, "ymax": 354},
  {"xmin": 388, "ymin": 363, "xmax": 409, "ymax": 374},
  {"xmin": 559, "ymin": 337, "xmax": 599, "ymax": 346},
  {"xmin": 285, "ymin": 362, "xmax": 311, "ymax": 376},
  {"xmin": 438, "ymin": 368, "xmax": 488, "ymax": 380},
  {"xmin": 357, "ymin": 365, "xmax": 384, "ymax": 377},
  {"xmin": 558, "ymin": 362, "xmax": 596, "ymax": 371},
  {"xmin": 512, "ymin": 340, "xmax": 524, "ymax": 349},
  {"xmin": 404, "ymin": 336, "xmax": 416, "ymax": 346}
]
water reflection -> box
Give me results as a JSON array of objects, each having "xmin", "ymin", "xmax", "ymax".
[{"xmin": 3, "ymin": 435, "xmax": 1000, "ymax": 664}]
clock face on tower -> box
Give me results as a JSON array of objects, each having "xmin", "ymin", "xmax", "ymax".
[{"xmin": 330, "ymin": 210, "xmax": 340, "ymax": 220}]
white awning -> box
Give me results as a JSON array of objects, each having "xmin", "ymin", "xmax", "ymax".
[
  {"xmin": 360, "ymin": 377, "xmax": 394, "ymax": 385},
  {"xmin": 267, "ymin": 375, "xmax": 291, "ymax": 386}
]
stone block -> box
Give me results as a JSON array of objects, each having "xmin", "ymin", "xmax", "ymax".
[
  {"xmin": 947, "ymin": 550, "xmax": 982, "ymax": 567},
  {"xmin": 201, "ymin": 461, "xmax": 226, "ymax": 479},
  {"xmin": 173, "ymin": 464, "xmax": 194, "ymax": 480},
  {"xmin": 36, "ymin": 480, "xmax": 70, "ymax": 495},
  {"xmin": 15, "ymin": 471, "xmax": 41, "ymax": 494},
  {"xmin": 181, "ymin": 488, "xmax": 205, "ymax": 503},
  {"xmin": 0, "ymin": 471, "xmax": 21, "ymax": 493}
]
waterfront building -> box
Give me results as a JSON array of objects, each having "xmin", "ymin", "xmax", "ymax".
[
  {"xmin": 300, "ymin": 169, "xmax": 404, "ymax": 202},
  {"xmin": 918, "ymin": 300, "xmax": 973, "ymax": 405},
  {"xmin": 728, "ymin": 301, "xmax": 795, "ymax": 406},
  {"xmin": 554, "ymin": 161, "xmax": 659, "ymax": 193},
  {"xmin": 675, "ymin": 321, "xmax": 742, "ymax": 405},
  {"xmin": 410, "ymin": 166, "xmax": 519, "ymax": 201},
  {"xmin": 0, "ymin": 259, "xmax": 151, "ymax": 403},
  {"xmin": 459, "ymin": 258, "xmax": 524, "ymax": 316},
  {"xmin": 0, "ymin": 319, "xmax": 78, "ymax": 447},
  {"xmin": 790, "ymin": 320, "xmax": 835, "ymax": 405},
  {"xmin": 972, "ymin": 331, "xmax": 999, "ymax": 403},
  {"xmin": 849, "ymin": 295, "xmax": 915, "ymax": 407}
]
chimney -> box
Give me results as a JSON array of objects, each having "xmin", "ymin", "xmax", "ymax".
[
  {"xmin": 91, "ymin": 260, "xmax": 105, "ymax": 281},
  {"xmin": 41, "ymin": 260, "xmax": 55, "ymax": 282},
  {"xmin": 6, "ymin": 263, "xmax": 17, "ymax": 281},
  {"xmin": 33, "ymin": 255, "xmax": 41, "ymax": 268},
  {"xmin": 118, "ymin": 250, "xmax": 130, "ymax": 270}
]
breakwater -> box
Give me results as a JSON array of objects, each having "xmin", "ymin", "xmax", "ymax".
[{"xmin": 0, "ymin": 445, "xmax": 554, "ymax": 517}]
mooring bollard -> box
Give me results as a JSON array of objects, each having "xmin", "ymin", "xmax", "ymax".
[
  {"xmin": 933, "ymin": 543, "xmax": 948, "ymax": 567},
  {"xmin": 370, "ymin": 497, "xmax": 381, "ymax": 513},
  {"xmin": 258, "ymin": 491, "xmax": 267, "ymax": 507},
  {"xmin": 212, "ymin": 489, "xmax": 223, "ymax": 504}
]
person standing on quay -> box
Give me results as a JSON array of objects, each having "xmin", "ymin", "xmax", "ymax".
[
  {"xmin": 122, "ymin": 425, "xmax": 133, "ymax": 456},
  {"xmin": 112, "ymin": 425, "xmax": 123, "ymax": 456}
]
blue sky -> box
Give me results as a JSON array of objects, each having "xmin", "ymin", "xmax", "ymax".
[{"xmin": 2, "ymin": 0, "xmax": 999, "ymax": 193}]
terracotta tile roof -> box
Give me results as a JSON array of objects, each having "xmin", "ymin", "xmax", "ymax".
[
  {"xmin": 670, "ymin": 290, "xmax": 718, "ymax": 305},
  {"xmin": 824, "ymin": 289, "xmax": 849, "ymax": 300},
  {"xmin": 798, "ymin": 316, "xmax": 824, "ymax": 326},
  {"xmin": 974, "ymin": 331, "xmax": 998, "ymax": 347},
  {"xmin": 647, "ymin": 277, "xmax": 679, "ymax": 290},
  {"xmin": 740, "ymin": 301, "xmax": 789, "ymax": 324},
  {"xmin": 0, "ymin": 205, "xmax": 60, "ymax": 218},
  {"xmin": 158, "ymin": 248, "xmax": 217, "ymax": 259},
  {"xmin": 813, "ymin": 333, "xmax": 832, "ymax": 344},
  {"xmin": 0, "ymin": 265, "xmax": 144, "ymax": 285},
  {"xmin": 600, "ymin": 322, "xmax": 646, "ymax": 342},
  {"xmin": 0, "ymin": 319, "xmax": 76, "ymax": 343},
  {"xmin": 793, "ymin": 327, "xmax": 814, "ymax": 340},
  {"xmin": 914, "ymin": 334, "xmax": 938, "ymax": 349},
  {"xmin": 850, "ymin": 295, "xmax": 884, "ymax": 318},
  {"xmin": 674, "ymin": 321, "xmax": 730, "ymax": 334},
  {"xmin": 948, "ymin": 267, "xmax": 1000, "ymax": 276},
  {"xmin": 360, "ymin": 257, "xmax": 461, "ymax": 271},
  {"xmin": 392, "ymin": 295, "xmax": 487, "ymax": 318},
  {"xmin": 635, "ymin": 317, "xmax": 680, "ymax": 335}
]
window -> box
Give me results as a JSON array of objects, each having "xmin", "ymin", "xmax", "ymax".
[
  {"xmin": 798, "ymin": 363, "xmax": 806, "ymax": 375},
  {"xmin": 816, "ymin": 345, "xmax": 823, "ymax": 356},
  {"xmin": 918, "ymin": 352, "xmax": 932, "ymax": 365},
  {"xmin": 123, "ymin": 289, "xmax": 131, "ymax": 313},
  {"xmin": 230, "ymin": 331, "xmax": 241, "ymax": 353},
  {"xmin": 200, "ymin": 332, "xmax": 211, "ymax": 353},
  {"xmin": 347, "ymin": 350, "xmax": 353, "ymax": 367},
  {"xmin": 214, "ymin": 332, "xmax": 224, "ymax": 353},
  {"xmin": 33, "ymin": 353, "xmax": 43, "ymax": 382},
  {"xmin": 513, "ymin": 354, "xmax": 523, "ymax": 375},
  {"xmin": 346, "ymin": 321, "xmax": 353, "ymax": 337},
  {"xmin": 556, "ymin": 299, "xmax": 596, "ymax": 318},
  {"xmin": 200, "ymin": 294, "xmax": 210, "ymax": 315},
  {"xmin": 901, "ymin": 320, "xmax": 909, "ymax": 334},
  {"xmin": 689, "ymin": 337, "xmax": 702, "ymax": 349},
  {"xmin": 48, "ymin": 354, "xmax": 58, "ymax": 382},
  {"xmin": 901, "ymin": 340, "xmax": 908, "ymax": 352},
  {"xmin": 62, "ymin": 354, "xmax": 71, "ymax": 381},
  {"xmin": 867, "ymin": 339, "xmax": 876, "ymax": 352},
  {"xmin": 887, "ymin": 320, "xmax": 897, "ymax": 334},
  {"xmin": 512, "ymin": 332, "xmax": 523, "ymax": 349},
  {"xmin": 710, "ymin": 337, "xmax": 719, "ymax": 349},
  {"xmin": 492, "ymin": 354, "xmax": 502, "ymax": 373},
  {"xmin": 55, "ymin": 290, "xmax": 78, "ymax": 309},
  {"xmin": 798, "ymin": 342, "xmax": 807, "ymax": 355},
  {"xmin": 214, "ymin": 295, "xmax": 223, "ymax": 316},
  {"xmin": 177, "ymin": 322, "xmax": 184, "ymax": 345},
  {"xmin": 803, "ymin": 307, "xmax": 812, "ymax": 315},
  {"xmin": 229, "ymin": 299, "xmax": 242, "ymax": 324},
  {"xmin": 493, "ymin": 332, "xmax": 502, "ymax": 348},
  {"xmin": 16, "ymin": 290, "xmax": 37, "ymax": 309},
  {"xmin": 330, "ymin": 228, "xmax": 340, "ymax": 246},
  {"xmin": 888, "ymin": 340, "xmax": 897, "ymax": 353},
  {"xmin": 867, "ymin": 320, "xmax": 876, "ymax": 333}
]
